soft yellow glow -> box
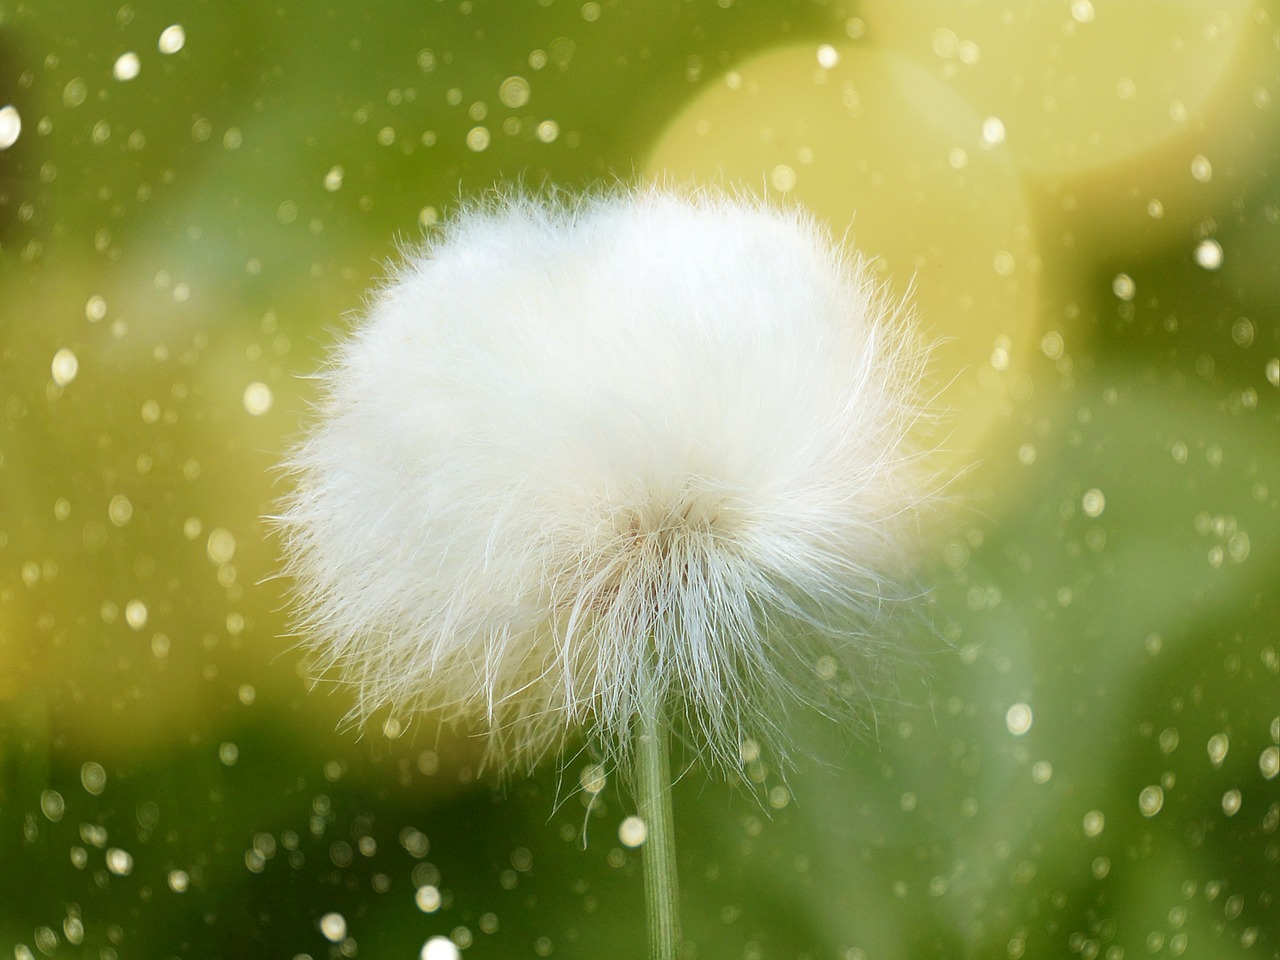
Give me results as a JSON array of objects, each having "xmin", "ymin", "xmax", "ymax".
[{"xmin": 646, "ymin": 46, "xmax": 1040, "ymax": 473}]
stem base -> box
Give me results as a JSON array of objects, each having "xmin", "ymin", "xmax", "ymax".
[{"xmin": 636, "ymin": 693, "xmax": 681, "ymax": 959}]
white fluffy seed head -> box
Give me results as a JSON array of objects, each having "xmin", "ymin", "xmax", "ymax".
[{"xmin": 276, "ymin": 186, "xmax": 934, "ymax": 775}]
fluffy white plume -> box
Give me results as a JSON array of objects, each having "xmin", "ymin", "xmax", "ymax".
[{"xmin": 277, "ymin": 187, "xmax": 932, "ymax": 774}]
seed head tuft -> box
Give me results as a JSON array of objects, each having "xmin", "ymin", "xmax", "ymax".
[{"xmin": 276, "ymin": 187, "xmax": 935, "ymax": 775}]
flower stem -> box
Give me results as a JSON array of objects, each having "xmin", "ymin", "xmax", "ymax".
[{"xmin": 636, "ymin": 685, "xmax": 681, "ymax": 959}]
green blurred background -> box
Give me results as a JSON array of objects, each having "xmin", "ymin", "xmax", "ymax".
[{"xmin": 2, "ymin": 1, "xmax": 1278, "ymax": 958}]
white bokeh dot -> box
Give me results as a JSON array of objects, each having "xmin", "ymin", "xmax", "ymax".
[
  {"xmin": 421, "ymin": 936, "xmax": 461, "ymax": 960},
  {"xmin": 243, "ymin": 381, "xmax": 273, "ymax": 415},
  {"xmin": 1005, "ymin": 702, "xmax": 1033, "ymax": 736}
]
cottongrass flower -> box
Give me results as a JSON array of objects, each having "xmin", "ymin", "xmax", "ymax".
[{"xmin": 276, "ymin": 186, "xmax": 933, "ymax": 957}]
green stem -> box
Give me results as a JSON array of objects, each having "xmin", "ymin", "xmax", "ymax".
[{"xmin": 636, "ymin": 683, "xmax": 681, "ymax": 960}]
